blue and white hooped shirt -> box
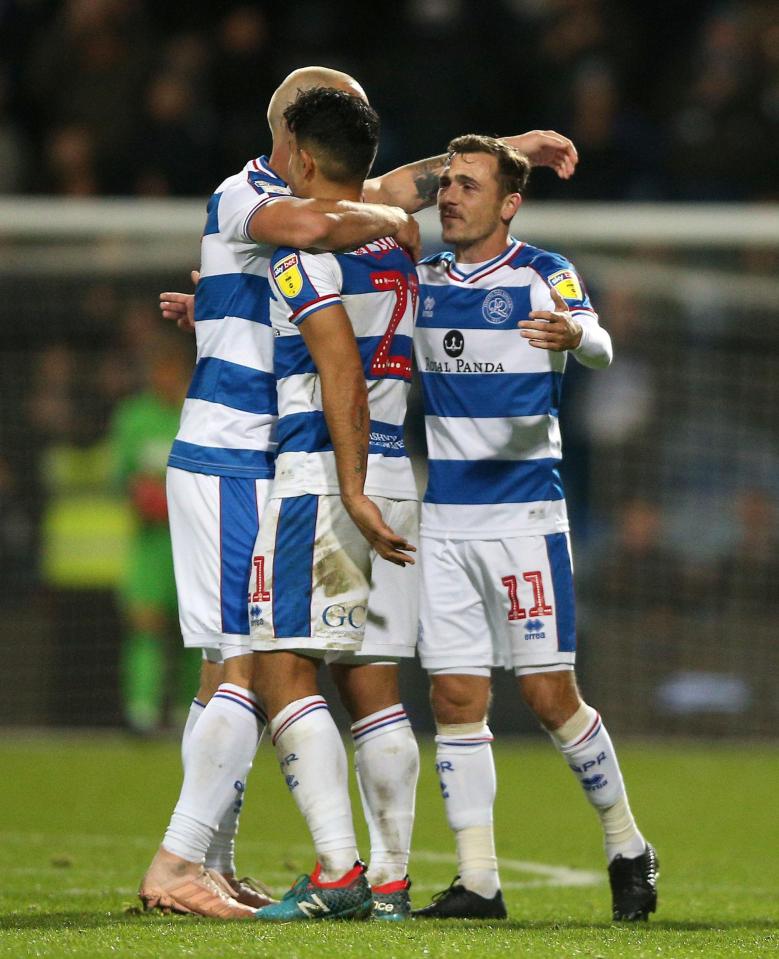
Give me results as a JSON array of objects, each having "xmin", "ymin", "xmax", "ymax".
[
  {"xmin": 268, "ymin": 237, "xmax": 419, "ymax": 501},
  {"xmin": 415, "ymin": 237, "xmax": 611, "ymax": 539},
  {"xmin": 168, "ymin": 156, "xmax": 292, "ymax": 480}
]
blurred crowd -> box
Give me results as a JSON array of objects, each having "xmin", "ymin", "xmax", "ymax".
[{"xmin": 1, "ymin": 0, "xmax": 777, "ymax": 200}]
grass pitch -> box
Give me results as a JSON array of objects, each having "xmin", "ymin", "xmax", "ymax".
[{"xmin": 0, "ymin": 733, "xmax": 777, "ymax": 958}]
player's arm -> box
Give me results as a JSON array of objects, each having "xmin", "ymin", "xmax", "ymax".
[
  {"xmin": 298, "ymin": 306, "xmax": 415, "ymax": 567},
  {"xmin": 364, "ymin": 130, "xmax": 579, "ymax": 213},
  {"xmin": 520, "ymin": 287, "xmax": 613, "ymax": 368},
  {"xmin": 249, "ymin": 197, "xmax": 421, "ymax": 260}
]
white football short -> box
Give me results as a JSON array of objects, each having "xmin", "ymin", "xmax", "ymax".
[
  {"xmin": 418, "ymin": 532, "xmax": 577, "ymax": 676},
  {"xmin": 250, "ymin": 494, "xmax": 418, "ymax": 660},
  {"xmin": 167, "ymin": 467, "xmax": 272, "ymax": 652}
]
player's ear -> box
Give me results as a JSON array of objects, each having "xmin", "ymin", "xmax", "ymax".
[
  {"xmin": 299, "ymin": 146, "xmax": 316, "ymax": 182},
  {"xmin": 501, "ymin": 192, "xmax": 522, "ymax": 224}
]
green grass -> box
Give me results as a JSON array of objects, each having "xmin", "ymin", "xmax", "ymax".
[{"xmin": 1, "ymin": 734, "xmax": 777, "ymax": 958}]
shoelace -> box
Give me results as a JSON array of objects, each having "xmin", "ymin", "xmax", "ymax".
[
  {"xmin": 430, "ymin": 876, "xmax": 462, "ymax": 903},
  {"xmin": 238, "ymin": 875, "xmax": 274, "ymax": 897},
  {"xmin": 281, "ymin": 875, "xmax": 311, "ymax": 900},
  {"xmin": 199, "ymin": 869, "xmax": 235, "ymax": 900}
]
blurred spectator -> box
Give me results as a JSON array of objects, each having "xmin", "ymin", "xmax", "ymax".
[
  {"xmin": 211, "ymin": 7, "xmax": 276, "ymax": 169},
  {"xmin": 45, "ymin": 125, "xmax": 99, "ymax": 196},
  {"xmin": 24, "ymin": 0, "xmax": 154, "ymax": 193},
  {"xmin": 0, "ymin": 0, "xmax": 774, "ymax": 200},
  {"xmin": 715, "ymin": 489, "xmax": 779, "ymax": 616},
  {"xmin": 134, "ymin": 69, "xmax": 214, "ymax": 196},
  {"xmin": 589, "ymin": 498, "xmax": 686, "ymax": 614},
  {"xmin": 108, "ymin": 330, "xmax": 199, "ymax": 733},
  {"xmin": 0, "ymin": 67, "xmax": 27, "ymax": 193},
  {"xmin": 666, "ymin": 5, "xmax": 772, "ymax": 199},
  {"xmin": 0, "ymin": 455, "xmax": 35, "ymax": 589}
]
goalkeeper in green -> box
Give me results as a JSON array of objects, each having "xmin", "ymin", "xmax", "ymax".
[{"xmin": 110, "ymin": 334, "xmax": 198, "ymax": 733}]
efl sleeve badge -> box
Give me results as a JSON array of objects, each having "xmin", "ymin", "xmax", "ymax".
[
  {"xmin": 548, "ymin": 268, "xmax": 583, "ymax": 301},
  {"xmin": 273, "ymin": 253, "xmax": 304, "ymax": 299}
]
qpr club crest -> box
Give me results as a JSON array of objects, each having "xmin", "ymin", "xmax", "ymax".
[{"xmin": 482, "ymin": 288, "xmax": 513, "ymax": 325}]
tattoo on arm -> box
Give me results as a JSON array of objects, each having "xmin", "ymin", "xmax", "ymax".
[{"xmin": 413, "ymin": 157, "xmax": 445, "ymax": 204}]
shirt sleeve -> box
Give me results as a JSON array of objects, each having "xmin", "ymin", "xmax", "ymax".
[
  {"xmin": 530, "ymin": 255, "xmax": 613, "ymax": 369},
  {"xmin": 217, "ymin": 172, "xmax": 293, "ymax": 245},
  {"xmin": 268, "ymin": 248, "xmax": 343, "ymax": 326}
]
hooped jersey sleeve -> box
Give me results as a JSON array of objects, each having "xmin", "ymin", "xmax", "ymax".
[
  {"xmin": 216, "ymin": 168, "xmax": 293, "ymax": 246},
  {"xmin": 268, "ymin": 248, "xmax": 344, "ymax": 326},
  {"xmin": 529, "ymin": 252, "xmax": 612, "ymax": 369}
]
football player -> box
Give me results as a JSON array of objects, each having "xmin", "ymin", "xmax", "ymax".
[{"xmin": 411, "ymin": 135, "xmax": 657, "ymax": 922}]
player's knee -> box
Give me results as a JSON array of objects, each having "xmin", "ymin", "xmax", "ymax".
[
  {"xmin": 519, "ymin": 670, "xmax": 580, "ymax": 730},
  {"xmin": 197, "ymin": 658, "xmax": 223, "ymax": 702},
  {"xmin": 330, "ymin": 663, "xmax": 399, "ymax": 722},
  {"xmin": 252, "ymin": 651, "xmax": 318, "ymax": 717},
  {"xmin": 223, "ymin": 651, "xmax": 254, "ymax": 689},
  {"xmin": 429, "ymin": 674, "xmax": 491, "ymax": 725}
]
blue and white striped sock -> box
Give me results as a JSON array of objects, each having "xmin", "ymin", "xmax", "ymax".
[{"xmin": 351, "ymin": 704, "xmax": 419, "ymax": 886}]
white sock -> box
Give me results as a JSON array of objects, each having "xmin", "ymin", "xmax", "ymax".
[
  {"xmin": 351, "ymin": 704, "xmax": 419, "ymax": 887},
  {"xmin": 550, "ymin": 702, "xmax": 646, "ymax": 863},
  {"xmin": 181, "ymin": 698, "xmax": 206, "ymax": 767},
  {"xmin": 435, "ymin": 722, "xmax": 500, "ymax": 898},
  {"xmin": 271, "ymin": 695, "xmax": 358, "ymax": 881},
  {"xmin": 163, "ymin": 684, "xmax": 265, "ymax": 863},
  {"xmin": 203, "ymin": 779, "xmax": 246, "ymax": 875}
]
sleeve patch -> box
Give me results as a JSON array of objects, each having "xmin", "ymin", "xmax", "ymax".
[
  {"xmin": 273, "ymin": 253, "xmax": 304, "ymax": 298},
  {"xmin": 248, "ymin": 171, "xmax": 290, "ymax": 196},
  {"xmin": 548, "ymin": 268, "xmax": 582, "ymax": 301}
]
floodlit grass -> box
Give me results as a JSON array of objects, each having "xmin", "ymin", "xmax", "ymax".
[{"xmin": 1, "ymin": 733, "xmax": 777, "ymax": 957}]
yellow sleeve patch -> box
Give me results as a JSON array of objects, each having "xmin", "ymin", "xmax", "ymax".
[
  {"xmin": 273, "ymin": 253, "xmax": 303, "ymax": 299},
  {"xmin": 548, "ymin": 268, "xmax": 582, "ymax": 301}
]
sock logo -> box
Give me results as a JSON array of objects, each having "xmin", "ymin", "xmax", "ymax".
[
  {"xmin": 232, "ymin": 779, "xmax": 245, "ymax": 814},
  {"xmin": 581, "ymin": 773, "xmax": 608, "ymax": 791},
  {"xmin": 436, "ymin": 761, "xmax": 453, "ymax": 799},
  {"xmin": 568, "ymin": 751, "xmax": 607, "ymax": 775},
  {"xmin": 285, "ymin": 773, "xmax": 299, "ymax": 791}
]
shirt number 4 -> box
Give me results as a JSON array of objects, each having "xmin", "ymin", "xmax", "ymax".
[{"xmin": 500, "ymin": 571, "xmax": 553, "ymax": 621}]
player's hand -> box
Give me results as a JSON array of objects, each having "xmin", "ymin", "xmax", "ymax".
[
  {"xmin": 519, "ymin": 287, "xmax": 582, "ymax": 351},
  {"xmin": 392, "ymin": 212, "xmax": 422, "ymax": 262},
  {"xmin": 160, "ymin": 270, "xmax": 199, "ymax": 332},
  {"xmin": 501, "ymin": 130, "xmax": 578, "ymax": 180},
  {"xmin": 342, "ymin": 493, "xmax": 416, "ymax": 567}
]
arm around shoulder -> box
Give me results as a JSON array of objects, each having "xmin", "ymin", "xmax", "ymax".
[{"xmin": 249, "ymin": 196, "xmax": 415, "ymax": 255}]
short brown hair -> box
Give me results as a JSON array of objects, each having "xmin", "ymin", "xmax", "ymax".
[{"xmin": 446, "ymin": 134, "xmax": 531, "ymax": 197}]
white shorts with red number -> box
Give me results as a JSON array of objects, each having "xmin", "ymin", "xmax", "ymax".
[
  {"xmin": 418, "ymin": 532, "xmax": 577, "ymax": 675},
  {"xmin": 249, "ymin": 494, "xmax": 418, "ymax": 661},
  {"xmin": 167, "ymin": 467, "xmax": 272, "ymax": 655}
]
